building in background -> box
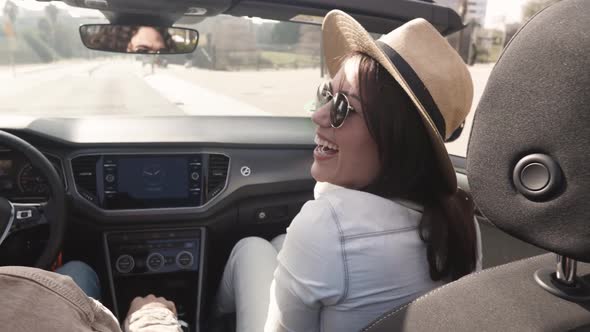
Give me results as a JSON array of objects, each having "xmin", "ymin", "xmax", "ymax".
[
  {"xmin": 465, "ymin": 0, "xmax": 488, "ymax": 25},
  {"xmin": 435, "ymin": 0, "xmax": 464, "ymax": 15},
  {"xmin": 435, "ymin": 0, "xmax": 471, "ymax": 63},
  {"xmin": 435, "ymin": 0, "xmax": 492, "ymax": 64},
  {"xmin": 435, "ymin": 0, "xmax": 488, "ymax": 24}
]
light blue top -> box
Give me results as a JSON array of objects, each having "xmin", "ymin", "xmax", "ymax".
[{"xmin": 264, "ymin": 183, "xmax": 482, "ymax": 332}]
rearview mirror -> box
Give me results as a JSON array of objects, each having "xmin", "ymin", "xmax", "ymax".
[{"xmin": 79, "ymin": 24, "xmax": 199, "ymax": 54}]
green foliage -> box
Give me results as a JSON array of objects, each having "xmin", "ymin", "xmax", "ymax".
[
  {"xmin": 271, "ymin": 23, "xmax": 300, "ymax": 45},
  {"xmin": 175, "ymin": 43, "xmax": 197, "ymax": 54},
  {"xmin": 522, "ymin": 0, "xmax": 561, "ymax": 21},
  {"xmin": 260, "ymin": 51, "xmax": 319, "ymax": 68}
]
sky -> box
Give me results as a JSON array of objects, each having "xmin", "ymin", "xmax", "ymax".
[
  {"xmin": 1, "ymin": 0, "xmax": 103, "ymax": 17},
  {"xmin": 3, "ymin": 0, "xmax": 529, "ymax": 25},
  {"xmin": 485, "ymin": 0, "xmax": 527, "ymax": 28}
]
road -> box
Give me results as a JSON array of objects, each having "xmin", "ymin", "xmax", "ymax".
[
  {"xmin": 0, "ymin": 60, "xmax": 493, "ymax": 156},
  {"xmin": 0, "ymin": 60, "xmax": 185, "ymax": 116}
]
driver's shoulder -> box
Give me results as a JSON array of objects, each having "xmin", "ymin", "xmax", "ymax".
[{"xmin": 0, "ymin": 266, "xmax": 121, "ymax": 332}]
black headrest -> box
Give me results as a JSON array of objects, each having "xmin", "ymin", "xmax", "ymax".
[{"xmin": 467, "ymin": 0, "xmax": 590, "ymax": 262}]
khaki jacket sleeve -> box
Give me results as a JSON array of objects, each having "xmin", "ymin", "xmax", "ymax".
[{"xmin": 0, "ymin": 266, "xmax": 122, "ymax": 332}]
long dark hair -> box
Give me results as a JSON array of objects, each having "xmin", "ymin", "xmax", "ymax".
[{"xmin": 351, "ymin": 52, "xmax": 477, "ymax": 281}]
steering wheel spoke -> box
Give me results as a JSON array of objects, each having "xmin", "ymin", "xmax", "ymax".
[{"xmin": 9, "ymin": 202, "xmax": 49, "ymax": 235}]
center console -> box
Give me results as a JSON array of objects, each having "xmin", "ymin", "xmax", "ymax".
[
  {"xmin": 71, "ymin": 153, "xmax": 230, "ymax": 211},
  {"xmin": 100, "ymin": 155, "xmax": 203, "ymax": 209},
  {"xmin": 104, "ymin": 228, "xmax": 206, "ymax": 332}
]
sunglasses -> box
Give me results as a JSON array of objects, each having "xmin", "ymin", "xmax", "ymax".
[{"xmin": 314, "ymin": 81, "xmax": 357, "ymax": 129}]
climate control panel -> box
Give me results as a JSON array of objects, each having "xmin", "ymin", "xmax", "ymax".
[{"xmin": 106, "ymin": 229, "xmax": 202, "ymax": 276}]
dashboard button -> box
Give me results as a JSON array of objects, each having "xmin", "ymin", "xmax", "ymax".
[
  {"xmin": 176, "ymin": 251, "xmax": 194, "ymax": 268},
  {"xmin": 115, "ymin": 255, "xmax": 135, "ymax": 274},
  {"xmin": 190, "ymin": 172, "xmax": 200, "ymax": 181},
  {"xmin": 105, "ymin": 174, "xmax": 116, "ymax": 183},
  {"xmin": 80, "ymin": 190, "xmax": 96, "ymax": 203},
  {"xmin": 147, "ymin": 253, "xmax": 165, "ymax": 271}
]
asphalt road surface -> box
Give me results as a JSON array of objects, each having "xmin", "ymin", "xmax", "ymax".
[
  {"xmin": 0, "ymin": 60, "xmax": 185, "ymax": 116},
  {"xmin": 0, "ymin": 59, "xmax": 493, "ymax": 156}
]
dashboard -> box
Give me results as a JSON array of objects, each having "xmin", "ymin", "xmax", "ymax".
[
  {"xmin": 71, "ymin": 153, "xmax": 225, "ymax": 210},
  {"xmin": 0, "ymin": 116, "xmax": 317, "ymax": 223},
  {"xmin": 0, "ymin": 115, "xmax": 317, "ymax": 332},
  {"xmin": 0, "ymin": 149, "xmax": 66, "ymax": 202}
]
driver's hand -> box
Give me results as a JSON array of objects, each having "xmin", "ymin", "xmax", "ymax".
[{"xmin": 126, "ymin": 294, "xmax": 177, "ymax": 318}]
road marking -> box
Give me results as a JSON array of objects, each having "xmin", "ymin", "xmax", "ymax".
[{"xmin": 142, "ymin": 72, "xmax": 271, "ymax": 116}]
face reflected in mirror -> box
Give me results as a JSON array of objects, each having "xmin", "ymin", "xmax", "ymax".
[
  {"xmin": 80, "ymin": 25, "xmax": 198, "ymax": 54},
  {"xmin": 127, "ymin": 27, "xmax": 167, "ymax": 53}
]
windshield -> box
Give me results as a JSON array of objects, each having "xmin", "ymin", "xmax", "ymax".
[
  {"xmin": 0, "ymin": 5, "xmax": 323, "ymax": 117},
  {"xmin": 0, "ymin": 0, "xmax": 558, "ymax": 157}
]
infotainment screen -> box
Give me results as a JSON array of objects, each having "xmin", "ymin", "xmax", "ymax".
[
  {"xmin": 101, "ymin": 155, "xmax": 203, "ymax": 209},
  {"xmin": 118, "ymin": 157, "xmax": 188, "ymax": 199}
]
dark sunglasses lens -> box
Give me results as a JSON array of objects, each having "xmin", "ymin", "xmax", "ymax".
[{"xmin": 331, "ymin": 94, "xmax": 349, "ymax": 127}]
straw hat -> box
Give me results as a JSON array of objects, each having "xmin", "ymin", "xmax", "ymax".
[{"xmin": 322, "ymin": 10, "xmax": 473, "ymax": 193}]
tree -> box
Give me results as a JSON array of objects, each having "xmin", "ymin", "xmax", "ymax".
[
  {"xmin": 38, "ymin": 19, "xmax": 52, "ymax": 42},
  {"xmin": 503, "ymin": 23, "xmax": 522, "ymax": 48},
  {"xmin": 44, "ymin": 4, "xmax": 59, "ymax": 26},
  {"xmin": 522, "ymin": 0, "xmax": 561, "ymax": 21},
  {"xmin": 3, "ymin": 0, "xmax": 18, "ymax": 23},
  {"xmin": 44, "ymin": 4, "xmax": 60, "ymax": 56},
  {"xmin": 271, "ymin": 22, "xmax": 300, "ymax": 45}
]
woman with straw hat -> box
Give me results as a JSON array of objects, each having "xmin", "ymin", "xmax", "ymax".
[{"xmin": 213, "ymin": 9, "xmax": 482, "ymax": 332}]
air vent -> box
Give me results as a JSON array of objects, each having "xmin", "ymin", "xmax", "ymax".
[
  {"xmin": 71, "ymin": 155, "xmax": 99, "ymax": 203},
  {"xmin": 206, "ymin": 154, "xmax": 229, "ymax": 201}
]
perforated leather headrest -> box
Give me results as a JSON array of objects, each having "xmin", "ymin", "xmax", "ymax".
[{"xmin": 467, "ymin": 0, "xmax": 590, "ymax": 262}]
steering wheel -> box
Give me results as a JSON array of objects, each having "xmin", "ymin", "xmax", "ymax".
[{"xmin": 0, "ymin": 130, "xmax": 66, "ymax": 269}]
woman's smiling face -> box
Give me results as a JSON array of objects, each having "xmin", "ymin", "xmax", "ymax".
[{"xmin": 310, "ymin": 56, "xmax": 381, "ymax": 189}]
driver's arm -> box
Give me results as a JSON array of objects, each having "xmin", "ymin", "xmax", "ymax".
[{"xmin": 124, "ymin": 295, "xmax": 182, "ymax": 332}]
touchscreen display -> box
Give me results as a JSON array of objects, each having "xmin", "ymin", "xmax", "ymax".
[{"xmin": 117, "ymin": 157, "xmax": 188, "ymax": 199}]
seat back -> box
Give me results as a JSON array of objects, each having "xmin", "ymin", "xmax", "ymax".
[
  {"xmin": 363, "ymin": 254, "xmax": 590, "ymax": 331},
  {"xmin": 363, "ymin": 0, "xmax": 590, "ymax": 330}
]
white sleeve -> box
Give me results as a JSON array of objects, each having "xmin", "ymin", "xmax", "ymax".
[
  {"xmin": 264, "ymin": 199, "xmax": 346, "ymax": 332},
  {"xmin": 124, "ymin": 304, "xmax": 182, "ymax": 332}
]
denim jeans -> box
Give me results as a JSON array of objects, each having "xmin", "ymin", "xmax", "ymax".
[{"xmin": 55, "ymin": 261, "xmax": 101, "ymax": 300}]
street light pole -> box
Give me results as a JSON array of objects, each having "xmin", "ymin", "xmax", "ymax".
[{"xmin": 458, "ymin": 0, "xmax": 470, "ymax": 63}]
